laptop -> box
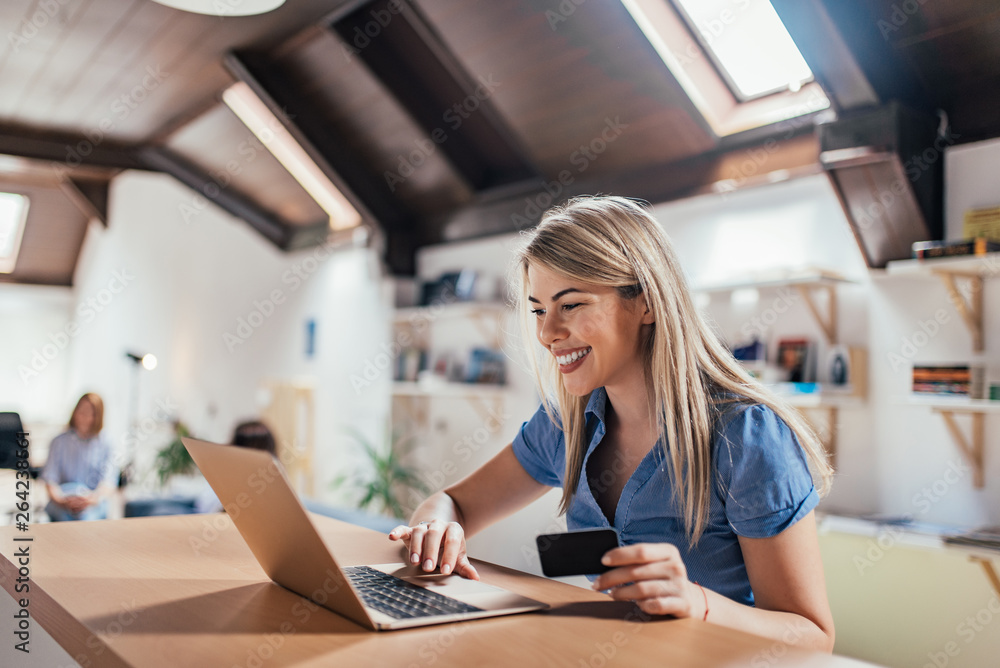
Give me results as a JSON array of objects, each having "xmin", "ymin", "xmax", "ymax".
[{"xmin": 182, "ymin": 437, "xmax": 548, "ymax": 631}]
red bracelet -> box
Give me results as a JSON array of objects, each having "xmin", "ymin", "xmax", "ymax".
[{"xmin": 694, "ymin": 582, "xmax": 709, "ymax": 621}]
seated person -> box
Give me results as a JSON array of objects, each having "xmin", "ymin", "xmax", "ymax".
[
  {"xmin": 42, "ymin": 393, "xmax": 118, "ymax": 521},
  {"xmin": 195, "ymin": 420, "xmax": 276, "ymax": 513}
]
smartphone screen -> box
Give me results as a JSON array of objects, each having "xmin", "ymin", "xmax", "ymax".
[{"xmin": 536, "ymin": 528, "xmax": 620, "ymax": 577}]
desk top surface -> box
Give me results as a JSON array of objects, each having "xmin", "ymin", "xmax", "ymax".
[{"xmin": 1, "ymin": 513, "xmax": 875, "ymax": 668}]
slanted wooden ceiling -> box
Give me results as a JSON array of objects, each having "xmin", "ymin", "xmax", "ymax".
[{"xmin": 2, "ymin": 0, "xmax": 1000, "ymax": 283}]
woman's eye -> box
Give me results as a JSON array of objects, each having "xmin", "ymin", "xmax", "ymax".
[
  {"xmin": 530, "ymin": 308, "xmax": 545, "ymax": 317},
  {"xmin": 562, "ymin": 303, "xmax": 581, "ymax": 311}
]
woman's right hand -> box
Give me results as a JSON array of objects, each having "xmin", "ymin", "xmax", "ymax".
[{"xmin": 388, "ymin": 519, "xmax": 480, "ymax": 580}]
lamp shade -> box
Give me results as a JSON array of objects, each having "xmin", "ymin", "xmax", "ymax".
[{"xmin": 150, "ymin": 0, "xmax": 285, "ymax": 17}]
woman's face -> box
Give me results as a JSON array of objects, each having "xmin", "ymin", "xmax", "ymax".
[
  {"xmin": 72, "ymin": 400, "xmax": 96, "ymax": 436},
  {"xmin": 527, "ymin": 263, "xmax": 653, "ymax": 397}
]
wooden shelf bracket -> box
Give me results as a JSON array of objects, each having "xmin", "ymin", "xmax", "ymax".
[
  {"xmin": 934, "ymin": 408, "xmax": 985, "ymax": 488},
  {"xmin": 970, "ymin": 556, "xmax": 1000, "ymax": 598},
  {"xmin": 934, "ymin": 270, "xmax": 984, "ymax": 352},
  {"xmin": 795, "ymin": 405, "xmax": 839, "ymax": 468},
  {"xmin": 795, "ymin": 284, "xmax": 838, "ymax": 345}
]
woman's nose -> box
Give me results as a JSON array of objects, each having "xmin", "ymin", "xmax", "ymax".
[{"xmin": 538, "ymin": 313, "xmax": 566, "ymax": 346}]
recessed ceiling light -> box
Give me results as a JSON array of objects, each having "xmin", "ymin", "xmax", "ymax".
[{"xmin": 150, "ymin": 0, "xmax": 285, "ymax": 17}]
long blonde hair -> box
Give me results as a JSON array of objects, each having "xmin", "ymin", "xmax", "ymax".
[{"xmin": 513, "ymin": 195, "xmax": 832, "ymax": 543}]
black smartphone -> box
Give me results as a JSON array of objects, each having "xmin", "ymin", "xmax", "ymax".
[{"xmin": 536, "ymin": 528, "xmax": 620, "ymax": 577}]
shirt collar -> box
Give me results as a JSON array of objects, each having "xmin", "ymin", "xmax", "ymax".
[{"xmin": 584, "ymin": 387, "xmax": 608, "ymax": 424}]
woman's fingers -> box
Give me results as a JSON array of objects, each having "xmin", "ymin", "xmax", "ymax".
[
  {"xmin": 417, "ymin": 520, "xmax": 456, "ymax": 571},
  {"xmin": 387, "ymin": 521, "xmax": 478, "ymax": 579},
  {"xmin": 453, "ymin": 554, "xmax": 480, "ymax": 581}
]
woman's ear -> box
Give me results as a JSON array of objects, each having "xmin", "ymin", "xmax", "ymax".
[{"xmin": 640, "ymin": 296, "xmax": 655, "ymax": 325}]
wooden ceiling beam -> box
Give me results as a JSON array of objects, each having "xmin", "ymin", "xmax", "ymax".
[
  {"xmin": 225, "ymin": 48, "xmax": 420, "ymax": 273},
  {"xmin": 330, "ymin": 0, "xmax": 539, "ymax": 191},
  {"xmin": 0, "ymin": 125, "xmax": 148, "ymax": 173},
  {"xmin": 138, "ymin": 146, "xmax": 292, "ymax": 248}
]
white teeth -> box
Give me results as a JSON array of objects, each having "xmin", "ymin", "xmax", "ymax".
[{"xmin": 557, "ymin": 347, "xmax": 591, "ymax": 366}]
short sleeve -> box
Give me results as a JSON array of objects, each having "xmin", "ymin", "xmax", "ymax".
[
  {"xmin": 98, "ymin": 436, "xmax": 120, "ymax": 488},
  {"xmin": 510, "ymin": 403, "xmax": 564, "ymax": 488},
  {"xmin": 40, "ymin": 433, "xmax": 64, "ymax": 485},
  {"xmin": 714, "ymin": 404, "xmax": 819, "ymax": 538}
]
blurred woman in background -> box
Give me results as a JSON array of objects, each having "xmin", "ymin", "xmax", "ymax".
[{"xmin": 42, "ymin": 393, "xmax": 119, "ymax": 521}]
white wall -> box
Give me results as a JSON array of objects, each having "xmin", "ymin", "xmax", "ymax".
[
  {"xmin": 653, "ymin": 174, "xmax": 881, "ymax": 515},
  {"xmin": 945, "ymin": 135, "xmax": 1000, "ymax": 241},
  {"xmin": 10, "ymin": 170, "xmax": 393, "ymax": 502},
  {"xmin": 650, "ymin": 161, "xmax": 1000, "ymax": 528},
  {"xmin": 0, "ymin": 284, "xmax": 77, "ymax": 461},
  {"xmin": 401, "ymin": 234, "xmax": 566, "ymax": 576}
]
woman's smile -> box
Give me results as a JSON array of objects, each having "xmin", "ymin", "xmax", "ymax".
[{"xmin": 555, "ymin": 346, "xmax": 592, "ymax": 372}]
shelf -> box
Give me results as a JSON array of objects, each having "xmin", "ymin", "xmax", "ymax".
[
  {"xmin": 694, "ymin": 269, "xmax": 858, "ymax": 345},
  {"xmin": 778, "ymin": 392, "xmax": 865, "ymax": 408},
  {"xmin": 897, "ymin": 395, "xmax": 1000, "ymax": 413},
  {"xmin": 885, "ymin": 252, "xmax": 1000, "ymax": 277},
  {"xmin": 392, "ymin": 381, "xmax": 508, "ymax": 423},
  {"xmin": 391, "ymin": 381, "xmax": 509, "ymax": 398},
  {"xmin": 393, "ymin": 301, "xmax": 507, "ymax": 324},
  {"xmin": 773, "ymin": 391, "xmax": 863, "ymax": 468},
  {"xmin": 885, "ymin": 252, "xmax": 1000, "ymax": 352},
  {"xmin": 897, "ymin": 395, "xmax": 999, "ymax": 488}
]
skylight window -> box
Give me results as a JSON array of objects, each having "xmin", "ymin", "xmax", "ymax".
[
  {"xmin": 672, "ymin": 0, "xmax": 814, "ymax": 101},
  {"xmin": 0, "ymin": 193, "xmax": 29, "ymax": 274}
]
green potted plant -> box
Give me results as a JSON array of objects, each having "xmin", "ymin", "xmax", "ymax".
[
  {"xmin": 154, "ymin": 421, "xmax": 196, "ymax": 486},
  {"xmin": 331, "ymin": 427, "xmax": 428, "ymax": 519}
]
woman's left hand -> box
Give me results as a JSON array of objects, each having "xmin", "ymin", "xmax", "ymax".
[{"xmin": 591, "ymin": 543, "xmax": 704, "ymax": 618}]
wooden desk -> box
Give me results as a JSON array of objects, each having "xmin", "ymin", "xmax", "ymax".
[{"xmin": 1, "ymin": 514, "xmax": 874, "ymax": 667}]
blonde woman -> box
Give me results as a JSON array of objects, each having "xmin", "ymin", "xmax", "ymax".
[
  {"xmin": 390, "ymin": 196, "xmax": 835, "ymax": 651},
  {"xmin": 42, "ymin": 393, "xmax": 119, "ymax": 521}
]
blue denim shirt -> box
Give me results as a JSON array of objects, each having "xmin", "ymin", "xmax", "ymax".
[{"xmin": 512, "ymin": 388, "xmax": 818, "ymax": 605}]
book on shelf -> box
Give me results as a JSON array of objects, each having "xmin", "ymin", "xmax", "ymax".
[
  {"xmin": 911, "ymin": 237, "xmax": 1000, "ymax": 259},
  {"xmin": 963, "ymin": 206, "xmax": 1000, "ymax": 242},
  {"xmin": 911, "ymin": 364, "xmax": 985, "ymax": 399},
  {"xmin": 776, "ymin": 338, "xmax": 817, "ymax": 383}
]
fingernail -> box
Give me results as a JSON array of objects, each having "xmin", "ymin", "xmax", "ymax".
[
  {"xmin": 410, "ymin": 553, "xmax": 420, "ymax": 564},
  {"xmin": 423, "ymin": 559, "xmax": 434, "ymax": 571},
  {"xmin": 441, "ymin": 564, "xmax": 451, "ymax": 575}
]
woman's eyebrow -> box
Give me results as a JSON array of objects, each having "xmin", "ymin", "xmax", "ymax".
[{"xmin": 527, "ymin": 288, "xmax": 589, "ymax": 303}]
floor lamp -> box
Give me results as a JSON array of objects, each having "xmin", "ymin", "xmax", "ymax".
[{"xmin": 121, "ymin": 351, "xmax": 157, "ymax": 488}]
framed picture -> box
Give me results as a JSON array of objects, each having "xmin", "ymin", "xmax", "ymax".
[{"xmin": 776, "ymin": 338, "xmax": 815, "ymax": 383}]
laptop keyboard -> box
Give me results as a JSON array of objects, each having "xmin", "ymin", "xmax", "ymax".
[{"xmin": 343, "ymin": 565, "xmax": 484, "ymax": 619}]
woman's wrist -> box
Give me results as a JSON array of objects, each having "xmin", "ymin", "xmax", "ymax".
[{"xmin": 689, "ymin": 580, "xmax": 709, "ymax": 621}]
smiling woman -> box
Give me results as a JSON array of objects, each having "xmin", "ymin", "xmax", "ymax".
[{"xmin": 392, "ymin": 195, "xmax": 836, "ymax": 652}]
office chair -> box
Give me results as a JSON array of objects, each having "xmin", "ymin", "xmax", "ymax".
[{"xmin": 0, "ymin": 412, "xmax": 40, "ymax": 478}]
